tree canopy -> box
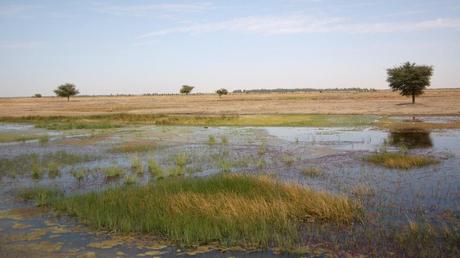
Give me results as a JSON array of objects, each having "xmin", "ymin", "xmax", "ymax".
[
  {"xmin": 387, "ymin": 62, "xmax": 433, "ymax": 104},
  {"xmin": 216, "ymin": 88, "xmax": 228, "ymax": 97},
  {"xmin": 180, "ymin": 85, "xmax": 194, "ymax": 95},
  {"xmin": 54, "ymin": 83, "xmax": 79, "ymax": 101}
]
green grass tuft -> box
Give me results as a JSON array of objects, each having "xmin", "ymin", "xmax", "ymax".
[
  {"xmin": 148, "ymin": 159, "xmax": 164, "ymax": 179},
  {"xmin": 302, "ymin": 167, "xmax": 324, "ymax": 178},
  {"xmin": 365, "ymin": 152, "xmax": 439, "ymax": 169},
  {"xmin": 47, "ymin": 174, "xmax": 362, "ymax": 248},
  {"xmin": 103, "ymin": 166, "xmax": 124, "ymax": 180},
  {"xmin": 131, "ymin": 156, "xmax": 144, "ymax": 175},
  {"xmin": 109, "ymin": 142, "xmax": 155, "ymax": 154},
  {"xmin": 0, "ymin": 151, "xmax": 95, "ymax": 178},
  {"xmin": 19, "ymin": 187, "xmax": 63, "ymax": 207},
  {"xmin": 208, "ymin": 135, "xmax": 216, "ymax": 145}
]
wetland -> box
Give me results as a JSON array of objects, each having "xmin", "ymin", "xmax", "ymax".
[{"xmin": 0, "ymin": 114, "xmax": 459, "ymax": 257}]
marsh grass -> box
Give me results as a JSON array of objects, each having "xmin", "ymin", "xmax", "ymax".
[
  {"xmin": 38, "ymin": 135, "xmax": 49, "ymax": 146},
  {"xmin": 131, "ymin": 156, "xmax": 144, "ymax": 175},
  {"xmin": 351, "ymin": 184, "xmax": 375, "ymax": 198},
  {"xmin": 208, "ymin": 135, "xmax": 216, "ymax": 145},
  {"xmin": 302, "ymin": 167, "xmax": 324, "ymax": 178},
  {"xmin": 148, "ymin": 159, "xmax": 164, "ymax": 179},
  {"xmin": 31, "ymin": 163, "xmax": 44, "ymax": 180},
  {"xmin": 281, "ymin": 154, "xmax": 296, "ymax": 166},
  {"xmin": 19, "ymin": 187, "xmax": 63, "ymax": 207},
  {"xmin": 48, "ymin": 174, "xmax": 362, "ymax": 248},
  {"xmin": 365, "ymin": 151, "xmax": 438, "ymax": 169},
  {"xmin": 258, "ymin": 143, "xmax": 267, "ymax": 156},
  {"xmin": 0, "ymin": 151, "xmax": 95, "ymax": 178},
  {"xmin": 0, "ymin": 133, "xmax": 37, "ymax": 143},
  {"xmin": 71, "ymin": 169, "xmax": 86, "ymax": 183},
  {"xmin": 109, "ymin": 142, "xmax": 155, "ymax": 154},
  {"xmin": 47, "ymin": 163, "xmax": 60, "ymax": 179},
  {"xmin": 395, "ymin": 221, "xmax": 460, "ymax": 258},
  {"xmin": 103, "ymin": 166, "xmax": 124, "ymax": 180},
  {"xmin": 218, "ymin": 159, "xmax": 232, "ymax": 173},
  {"xmin": 1, "ymin": 114, "xmax": 378, "ymax": 129},
  {"xmin": 221, "ymin": 136, "xmax": 228, "ymax": 144},
  {"xmin": 124, "ymin": 175, "xmax": 138, "ymax": 186}
]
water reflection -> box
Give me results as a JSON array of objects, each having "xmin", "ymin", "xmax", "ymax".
[{"xmin": 389, "ymin": 130, "xmax": 433, "ymax": 149}]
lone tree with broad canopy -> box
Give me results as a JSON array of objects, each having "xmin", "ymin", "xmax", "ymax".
[
  {"xmin": 54, "ymin": 83, "xmax": 79, "ymax": 102},
  {"xmin": 387, "ymin": 62, "xmax": 433, "ymax": 104},
  {"xmin": 180, "ymin": 85, "xmax": 194, "ymax": 95},
  {"xmin": 216, "ymin": 88, "xmax": 228, "ymax": 98}
]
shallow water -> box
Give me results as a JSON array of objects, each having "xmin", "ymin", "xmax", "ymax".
[{"xmin": 1, "ymin": 122, "xmax": 460, "ymax": 257}]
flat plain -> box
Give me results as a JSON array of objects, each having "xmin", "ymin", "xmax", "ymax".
[
  {"xmin": 1, "ymin": 89, "xmax": 460, "ymax": 257},
  {"xmin": 0, "ymin": 89, "xmax": 459, "ymax": 117}
]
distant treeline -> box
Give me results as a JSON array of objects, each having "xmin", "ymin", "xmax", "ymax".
[{"xmin": 232, "ymin": 88, "xmax": 377, "ymax": 93}]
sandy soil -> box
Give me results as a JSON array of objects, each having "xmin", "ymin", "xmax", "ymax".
[{"xmin": 0, "ymin": 89, "xmax": 459, "ymax": 117}]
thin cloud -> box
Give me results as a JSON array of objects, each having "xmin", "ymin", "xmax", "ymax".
[
  {"xmin": 138, "ymin": 15, "xmax": 460, "ymax": 38},
  {"xmin": 0, "ymin": 41, "xmax": 43, "ymax": 49},
  {"xmin": 95, "ymin": 2, "xmax": 213, "ymax": 17},
  {"xmin": 0, "ymin": 4, "xmax": 38, "ymax": 17}
]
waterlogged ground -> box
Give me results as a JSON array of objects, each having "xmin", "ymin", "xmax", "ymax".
[{"xmin": 0, "ymin": 120, "xmax": 459, "ymax": 257}]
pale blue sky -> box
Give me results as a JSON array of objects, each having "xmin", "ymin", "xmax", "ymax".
[{"xmin": 1, "ymin": 0, "xmax": 459, "ymax": 96}]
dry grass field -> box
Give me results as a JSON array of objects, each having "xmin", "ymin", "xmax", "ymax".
[{"xmin": 0, "ymin": 89, "xmax": 459, "ymax": 117}]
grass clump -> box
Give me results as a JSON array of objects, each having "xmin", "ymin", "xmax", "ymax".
[
  {"xmin": 38, "ymin": 135, "xmax": 49, "ymax": 146},
  {"xmin": 221, "ymin": 136, "xmax": 228, "ymax": 145},
  {"xmin": 124, "ymin": 175, "xmax": 139, "ymax": 186},
  {"xmin": 47, "ymin": 163, "xmax": 60, "ymax": 179},
  {"xmin": 208, "ymin": 135, "xmax": 216, "ymax": 145},
  {"xmin": 71, "ymin": 169, "xmax": 86, "ymax": 183},
  {"xmin": 131, "ymin": 156, "xmax": 144, "ymax": 175},
  {"xmin": 394, "ymin": 221, "xmax": 460, "ymax": 258},
  {"xmin": 0, "ymin": 151, "xmax": 95, "ymax": 178},
  {"xmin": 109, "ymin": 142, "xmax": 155, "ymax": 154},
  {"xmin": 49, "ymin": 174, "xmax": 362, "ymax": 248},
  {"xmin": 19, "ymin": 187, "xmax": 63, "ymax": 207},
  {"xmin": 103, "ymin": 166, "xmax": 124, "ymax": 180},
  {"xmin": 0, "ymin": 133, "xmax": 37, "ymax": 143},
  {"xmin": 281, "ymin": 154, "xmax": 295, "ymax": 166},
  {"xmin": 365, "ymin": 151, "xmax": 438, "ymax": 169},
  {"xmin": 31, "ymin": 163, "xmax": 44, "ymax": 180},
  {"xmin": 148, "ymin": 159, "xmax": 164, "ymax": 179},
  {"xmin": 302, "ymin": 167, "xmax": 324, "ymax": 178}
]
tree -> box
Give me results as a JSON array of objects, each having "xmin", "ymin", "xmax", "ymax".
[
  {"xmin": 180, "ymin": 85, "xmax": 194, "ymax": 95},
  {"xmin": 54, "ymin": 83, "xmax": 79, "ymax": 101},
  {"xmin": 387, "ymin": 62, "xmax": 433, "ymax": 104},
  {"xmin": 216, "ymin": 88, "xmax": 228, "ymax": 98},
  {"xmin": 33, "ymin": 93, "xmax": 42, "ymax": 98}
]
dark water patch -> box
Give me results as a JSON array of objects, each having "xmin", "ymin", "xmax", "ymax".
[{"xmin": 389, "ymin": 130, "xmax": 433, "ymax": 149}]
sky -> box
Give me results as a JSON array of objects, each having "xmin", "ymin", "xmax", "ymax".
[{"xmin": 0, "ymin": 0, "xmax": 459, "ymax": 97}]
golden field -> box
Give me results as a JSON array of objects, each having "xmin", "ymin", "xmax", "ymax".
[{"xmin": 0, "ymin": 89, "xmax": 459, "ymax": 117}]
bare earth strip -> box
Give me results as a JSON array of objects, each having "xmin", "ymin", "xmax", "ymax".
[{"xmin": 0, "ymin": 89, "xmax": 459, "ymax": 117}]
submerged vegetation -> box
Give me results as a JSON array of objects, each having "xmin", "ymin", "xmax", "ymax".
[
  {"xmin": 44, "ymin": 174, "xmax": 361, "ymax": 248},
  {"xmin": 302, "ymin": 167, "xmax": 324, "ymax": 178},
  {"xmin": 0, "ymin": 114, "xmax": 378, "ymax": 129},
  {"xmin": 109, "ymin": 142, "xmax": 155, "ymax": 154},
  {"xmin": 365, "ymin": 151, "xmax": 438, "ymax": 169},
  {"xmin": 0, "ymin": 151, "xmax": 95, "ymax": 178},
  {"xmin": 103, "ymin": 166, "xmax": 124, "ymax": 180},
  {"xmin": 0, "ymin": 133, "xmax": 39, "ymax": 143}
]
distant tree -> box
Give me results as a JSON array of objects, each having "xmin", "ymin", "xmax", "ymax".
[
  {"xmin": 54, "ymin": 83, "xmax": 79, "ymax": 101},
  {"xmin": 216, "ymin": 88, "xmax": 228, "ymax": 98},
  {"xmin": 33, "ymin": 93, "xmax": 42, "ymax": 98},
  {"xmin": 387, "ymin": 62, "xmax": 433, "ymax": 104},
  {"xmin": 180, "ymin": 85, "xmax": 194, "ymax": 95}
]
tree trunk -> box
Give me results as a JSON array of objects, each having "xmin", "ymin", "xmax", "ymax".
[
  {"xmin": 412, "ymin": 94, "xmax": 415, "ymax": 104},
  {"xmin": 67, "ymin": 96, "xmax": 70, "ymax": 102}
]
